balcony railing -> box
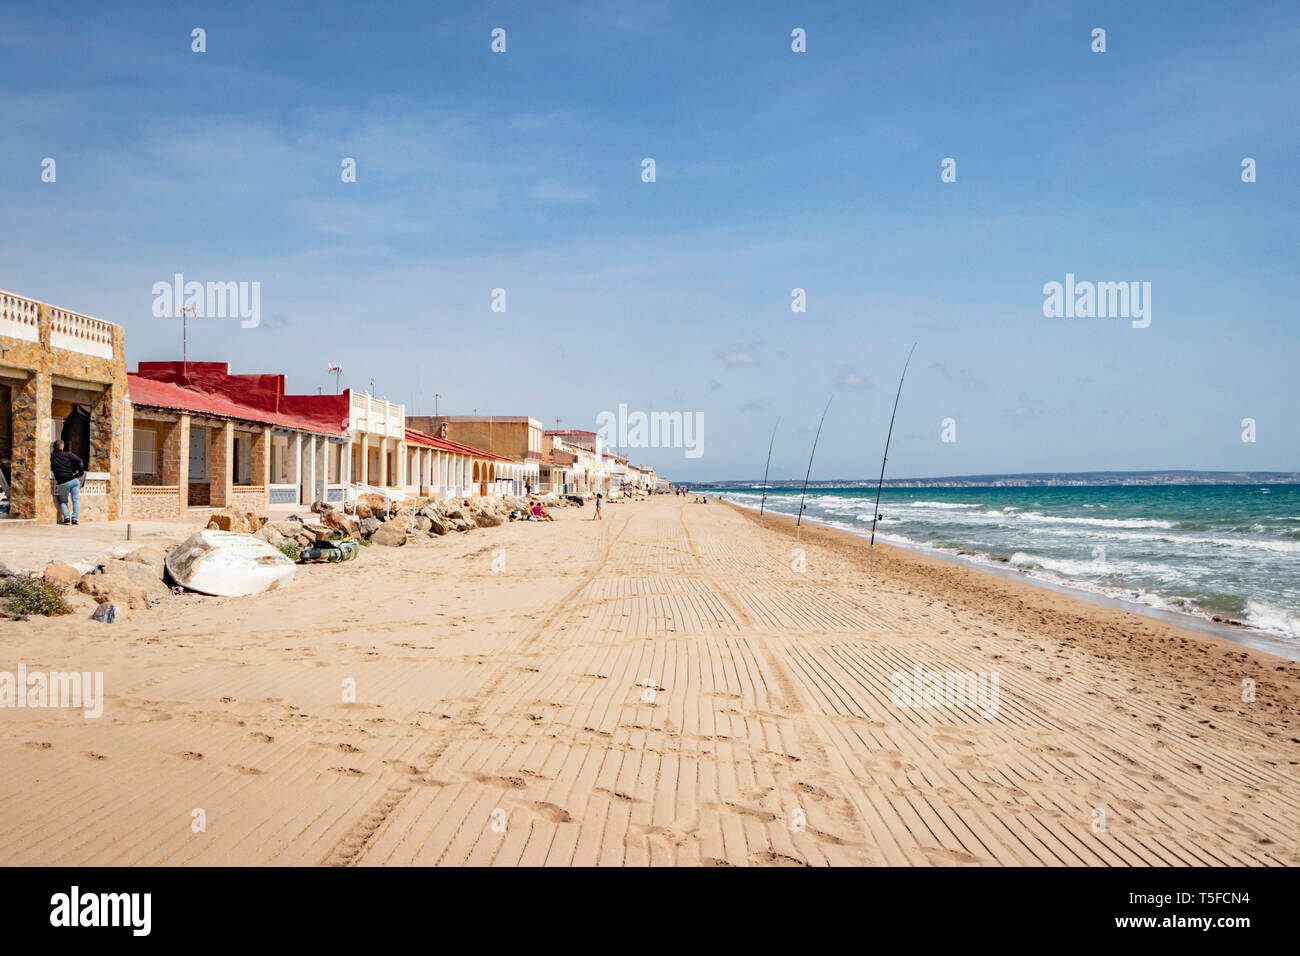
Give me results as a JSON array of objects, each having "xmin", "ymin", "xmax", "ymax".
[{"xmin": 0, "ymin": 290, "xmax": 117, "ymax": 360}]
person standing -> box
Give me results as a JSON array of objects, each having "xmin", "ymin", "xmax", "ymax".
[
  {"xmin": 594, "ymin": 492, "xmax": 603, "ymax": 520},
  {"xmin": 50, "ymin": 439, "xmax": 85, "ymax": 525}
]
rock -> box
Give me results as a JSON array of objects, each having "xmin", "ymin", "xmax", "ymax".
[
  {"xmin": 359, "ymin": 516, "xmax": 382, "ymax": 537},
  {"xmin": 370, "ymin": 519, "xmax": 408, "ymax": 547},
  {"xmin": 320, "ymin": 509, "xmax": 360, "ymax": 536},
  {"xmin": 355, "ymin": 493, "xmax": 388, "ymax": 518},
  {"xmin": 426, "ymin": 513, "xmax": 449, "ymax": 536},
  {"xmin": 207, "ymin": 507, "xmax": 268, "ymax": 533},
  {"xmin": 43, "ymin": 562, "xmax": 82, "ymax": 590},
  {"xmin": 116, "ymin": 560, "xmax": 159, "ymax": 586},
  {"xmin": 207, "ymin": 507, "xmax": 250, "ymax": 533},
  {"xmin": 122, "ymin": 546, "xmax": 168, "ymax": 579},
  {"xmin": 78, "ymin": 572, "xmax": 151, "ymax": 609},
  {"xmin": 414, "ymin": 516, "xmax": 432, "ymax": 533},
  {"xmin": 91, "ymin": 601, "xmax": 127, "ymax": 623},
  {"xmin": 474, "ymin": 511, "xmax": 503, "ymax": 528},
  {"xmin": 310, "ymin": 499, "xmax": 330, "ymax": 514}
]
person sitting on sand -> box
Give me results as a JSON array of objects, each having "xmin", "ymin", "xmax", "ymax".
[{"xmin": 530, "ymin": 503, "xmax": 554, "ymax": 521}]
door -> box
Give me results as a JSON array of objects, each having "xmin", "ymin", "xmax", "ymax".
[{"xmin": 188, "ymin": 428, "xmax": 208, "ymax": 479}]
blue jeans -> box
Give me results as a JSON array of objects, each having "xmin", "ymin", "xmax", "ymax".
[{"xmin": 56, "ymin": 478, "xmax": 80, "ymax": 522}]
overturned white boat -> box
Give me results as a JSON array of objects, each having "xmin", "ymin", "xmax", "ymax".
[{"xmin": 166, "ymin": 530, "xmax": 296, "ymax": 597}]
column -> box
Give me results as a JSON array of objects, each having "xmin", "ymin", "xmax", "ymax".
[
  {"xmin": 379, "ymin": 437, "xmax": 389, "ymax": 488},
  {"xmin": 209, "ymin": 420, "xmax": 234, "ymax": 508},
  {"xmin": 359, "ymin": 435, "xmax": 369, "ymax": 486},
  {"xmin": 251, "ymin": 426, "xmax": 270, "ymax": 487},
  {"xmin": 160, "ymin": 414, "xmax": 191, "ymax": 512},
  {"xmin": 10, "ymin": 369, "xmax": 52, "ymax": 521},
  {"xmin": 303, "ymin": 435, "xmax": 316, "ymax": 504}
]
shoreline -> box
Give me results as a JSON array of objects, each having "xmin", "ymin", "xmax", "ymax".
[{"xmin": 718, "ymin": 496, "xmax": 1299, "ymax": 661}]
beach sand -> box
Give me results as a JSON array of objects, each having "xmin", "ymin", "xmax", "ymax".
[{"xmin": 1, "ymin": 495, "xmax": 1297, "ymax": 866}]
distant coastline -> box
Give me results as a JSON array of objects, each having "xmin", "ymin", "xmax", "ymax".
[{"xmin": 688, "ymin": 470, "xmax": 1299, "ymax": 489}]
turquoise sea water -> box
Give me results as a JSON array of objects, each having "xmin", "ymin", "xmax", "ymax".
[{"xmin": 712, "ymin": 485, "xmax": 1300, "ymax": 648}]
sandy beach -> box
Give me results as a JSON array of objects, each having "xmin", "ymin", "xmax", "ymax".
[{"xmin": 2, "ymin": 494, "xmax": 1297, "ymax": 866}]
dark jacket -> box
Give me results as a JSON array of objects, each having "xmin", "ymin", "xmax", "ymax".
[{"xmin": 51, "ymin": 449, "xmax": 85, "ymax": 485}]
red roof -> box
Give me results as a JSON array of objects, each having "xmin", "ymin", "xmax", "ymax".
[
  {"xmin": 404, "ymin": 428, "xmax": 511, "ymax": 463},
  {"xmin": 128, "ymin": 370, "xmax": 347, "ymax": 436}
]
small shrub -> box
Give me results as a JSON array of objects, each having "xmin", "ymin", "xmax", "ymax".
[
  {"xmin": 1, "ymin": 576, "xmax": 73, "ymax": 617},
  {"xmin": 278, "ymin": 543, "xmax": 301, "ymax": 563}
]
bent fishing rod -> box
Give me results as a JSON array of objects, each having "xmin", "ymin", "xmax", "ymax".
[
  {"xmin": 868, "ymin": 343, "xmax": 917, "ymax": 572},
  {"xmin": 759, "ymin": 418, "xmax": 779, "ymax": 525},
  {"xmin": 795, "ymin": 398, "xmax": 832, "ymax": 542}
]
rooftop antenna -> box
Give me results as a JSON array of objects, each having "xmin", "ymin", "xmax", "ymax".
[
  {"xmin": 327, "ymin": 363, "xmax": 343, "ymax": 395},
  {"xmin": 181, "ymin": 304, "xmax": 196, "ymax": 366},
  {"xmin": 759, "ymin": 417, "xmax": 780, "ymax": 526},
  {"xmin": 795, "ymin": 398, "xmax": 832, "ymax": 542},
  {"xmin": 868, "ymin": 343, "xmax": 918, "ymax": 573},
  {"xmin": 434, "ymin": 393, "xmax": 441, "ymax": 416}
]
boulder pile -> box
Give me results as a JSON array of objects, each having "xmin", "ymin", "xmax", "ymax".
[
  {"xmin": 26, "ymin": 491, "xmax": 580, "ymax": 621},
  {"xmin": 321, "ymin": 492, "xmax": 578, "ymax": 546}
]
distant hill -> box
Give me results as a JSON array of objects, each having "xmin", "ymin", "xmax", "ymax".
[{"xmin": 687, "ymin": 470, "xmax": 1300, "ymax": 489}]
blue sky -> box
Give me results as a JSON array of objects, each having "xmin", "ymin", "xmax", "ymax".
[{"xmin": 3, "ymin": 1, "xmax": 1297, "ymax": 481}]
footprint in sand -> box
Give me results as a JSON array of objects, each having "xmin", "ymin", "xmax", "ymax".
[
  {"xmin": 178, "ymin": 751, "xmax": 204, "ymax": 760},
  {"xmin": 794, "ymin": 781, "xmax": 831, "ymax": 802},
  {"xmin": 704, "ymin": 801, "xmax": 779, "ymax": 824},
  {"xmin": 464, "ymin": 771, "xmax": 529, "ymax": 790},
  {"xmin": 748, "ymin": 850, "xmax": 808, "ymax": 867},
  {"xmin": 248, "ymin": 732, "xmax": 274, "ymax": 743},
  {"xmin": 923, "ymin": 847, "xmax": 983, "ymax": 864},
  {"xmin": 383, "ymin": 760, "xmax": 422, "ymax": 776},
  {"xmin": 595, "ymin": 787, "xmax": 643, "ymax": 804},
  {"xmin": 524, "ymin": 801, "xmax": 573, "ymax": 823},
  {"xmin": 327, "ymin": 767, "xmax": 366, "ymax": 777},
  {"xmin": 227, "ymin": 764, "xmax": 263, "ymax": 775},
  {"xmin": 84, "ymin": 752, "xmax": 108, "ymax": 760},
  {"xmin": 24, "ymin": 741, "xmax": 53, "ymax": 750}
]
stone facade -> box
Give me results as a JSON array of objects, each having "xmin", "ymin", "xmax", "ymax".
[{"xmin": 0, "ymin": 292, "xmax": 129, "ymax": 523}]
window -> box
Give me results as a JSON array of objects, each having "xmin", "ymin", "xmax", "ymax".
[{"xmin": 133, "ymin": 427, "xmax": 157, "ymax": 475}]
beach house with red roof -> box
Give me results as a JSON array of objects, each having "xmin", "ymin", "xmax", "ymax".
[
  {"xmin": 127, "ymin": 362, "xmax": 351, "ymax": 519},
  {"xmin": 403, "ymin": 426, "xmax": 511, "ymax": 499},
  {"xmin": 407, "ymin": 415, "xmax": 544, "ymax": 496}
]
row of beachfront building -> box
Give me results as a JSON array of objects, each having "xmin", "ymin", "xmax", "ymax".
[{"xmin": 0, "ymin": 289, "xmax": 668, "ymax": 524}]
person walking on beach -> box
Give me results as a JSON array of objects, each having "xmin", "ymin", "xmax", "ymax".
[
  {"xmin": 594, "ymin": 492, "xmax": 603, "ymax": 520},
  {"xmin": 50, "ymin": 439, "xmax": 85, "ymax": 525}
]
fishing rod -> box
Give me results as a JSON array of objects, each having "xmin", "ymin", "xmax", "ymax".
[
  {"xmin": 869, "ymin": 343, "xmax": 917, "ymax": 572},
  {"xmin": 758, "ymin": 418, "xmax": 779, "ymax": 525},
  {"xmin": 795, "ymin": 398, "xmax": 832, "ymax": 542}
]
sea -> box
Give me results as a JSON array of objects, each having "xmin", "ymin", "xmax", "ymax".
[{"xmin": 711, "ymin": 484, "xmax": 1300, "ymax": 655}]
